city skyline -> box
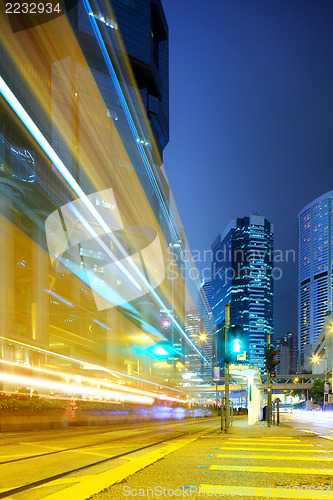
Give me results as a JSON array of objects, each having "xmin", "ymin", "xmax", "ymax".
[{"xmin": 163, "ymin": 0, "xmax": 333, "ymax": 339}]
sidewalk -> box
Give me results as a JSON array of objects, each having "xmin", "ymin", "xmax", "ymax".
[{"xmin": 89, "ymin": 417, "xmax": 333, "ymax": 499}]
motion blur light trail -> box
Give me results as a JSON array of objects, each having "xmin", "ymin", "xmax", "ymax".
[
  {"xmin": 0, "ymin": 0, "xmax": 212, "ymax": 410},
  {"xmin": 0, "ymin": 74, "xmax": 210, "ymax": 365},
  {"xmin": 0, "ymin": 359, "xmax": 185, "ymax": 404}
]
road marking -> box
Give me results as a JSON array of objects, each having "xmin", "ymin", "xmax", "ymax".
[
  {"xmin": 225, "ymin": 437, "xmax": 299, "ymax": 441},
  {"xmin": 209, "ymin": 464, "xmax": 333, "ymax": 474},
  {"xmin": 217, "ymin": 453, "xmax": 333, "ymax": 461},
  {"xmin": 200, "ymin": 485, "xmax": 333, "ymax": 499},
  {"xmin": 23, "ymin": 443, "xmax": 63, "ymax": 450},
  {"xmin": 224, "ymin": 440, "xmax": 301, "ymax": 443},
  {"xmin": 218, "ymin": 446, "xmax": 330, "ymax": 452},
  {"xmin": 220, "ymin": 442, "xmax": 313, "ymax": 447},
  {"xmin": 63, "ymin": 449, "xmax": 114, "ymax": 458},
  {"xmin": 39, "ymin": 436, "xmax": 197, "ymax": 500}
]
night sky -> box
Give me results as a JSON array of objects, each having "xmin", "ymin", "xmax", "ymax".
[{"xmin": 163, "ymin": 0, "xmax": 333, "ymax": 340}]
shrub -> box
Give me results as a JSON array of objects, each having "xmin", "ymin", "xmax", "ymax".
[{"xmin": 0, "ymin": 393, "xmax": 66, "ymax": 413}]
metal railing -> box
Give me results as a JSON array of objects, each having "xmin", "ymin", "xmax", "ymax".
[{"xmin": 271, "ymin": 400, "xmax": 280, "ymax": 425}]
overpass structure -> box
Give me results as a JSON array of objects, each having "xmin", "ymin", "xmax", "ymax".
[{"xmin": 182, "ymin": 373, "xmax": 321, "ymax": 393}]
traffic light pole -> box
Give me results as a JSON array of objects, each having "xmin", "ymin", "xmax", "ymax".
[
  {"xmin": 267, "ymin": 331, "xmax": 271, "ymax": 427},
  {"xmin": 225, "ymin": 304, "xmax": 230, "ymax": 433}
]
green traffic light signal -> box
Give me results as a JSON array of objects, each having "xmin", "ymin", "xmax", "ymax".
[
  {"xmin": 223, "ymin": 325, "xmax": 244, "ymax": 363},
  {"xmin": 232, "ymin": 338, "xmax": 242, "ymax": 353}
]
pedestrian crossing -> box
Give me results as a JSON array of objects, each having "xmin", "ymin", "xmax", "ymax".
[{"xmin": 200, "ymin": 435, "xmax": 333, "ymax": 499}]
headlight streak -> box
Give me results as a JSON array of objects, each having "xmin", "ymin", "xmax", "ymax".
[
  {"xmin": 0, "ymin": 336, "xmax": 185, "ymax": 396},
  {"xmin": 0, "ymin": 372, "xmax": 154, "ymax": 405},
  {"xmin": 0, "ymin": 359, "xmax": 185, "ymax": 403}
]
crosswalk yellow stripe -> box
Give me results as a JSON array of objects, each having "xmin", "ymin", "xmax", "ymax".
[
  {"xmin": 219, "ymin": 441, "xmax": 314, "ymax": 449},
  {"xmin": 225, "ymin": 438, "xmax": 299, "ymax": 441},
  {"xmin": 210, "ymin": 464, "xmax": 333, "ymax": 474},
  {"xmin": 226, "ymin": 438, "xmax": 301, "ymax": 444},
  {"xmin": 217, "ymin": 453, "xmax": 333, "ymax": 461},
  {"xmin": 218, "ymin": 447, "xmax": 329, "ymax": 452},
  {"xmin": 200, "ymin": 485, "xmax": 333, "ymax": 499}
]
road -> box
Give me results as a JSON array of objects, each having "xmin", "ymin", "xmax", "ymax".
[
  {"xmin": 1, "ymin": 414, "xmax": 333, "ymax": 499},
  {"xmin": 283, "ymin": 411, "xmax": 333, "ymax": 439},
  {"xmin": 0, "ymin": 417, "xmax": 219, "ymax": 499},
  {"xmin": 90, "ymin": 415, "xmax": 333, "ymax": 500}
]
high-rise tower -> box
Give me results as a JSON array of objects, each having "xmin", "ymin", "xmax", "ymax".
[
  {"xmin": 211, "ymin": 215, "xmax": 274, "ymax": 374},
  {"xmin": 298, "ymin": 191, "xmax": 333, "ymax": 359}
]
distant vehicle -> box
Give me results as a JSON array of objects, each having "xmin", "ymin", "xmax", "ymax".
[{"xmin": 279, "ymin": 404, "xmax": 293, "ymax": 413}]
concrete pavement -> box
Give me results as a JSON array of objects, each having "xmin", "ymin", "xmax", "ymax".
[{"xmin": 88, "ymin": 416, "xmax": 333, "ymax": 499}]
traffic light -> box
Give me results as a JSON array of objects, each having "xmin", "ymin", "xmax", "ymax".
[
  {"xmin": 266, "ymin": 346, "xmax": 280, "ymax": 375},
  {"xmin": 224, "ymin": 325, "xmax": 244, "ymax": 363}
]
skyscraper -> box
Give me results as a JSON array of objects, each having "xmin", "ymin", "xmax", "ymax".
[
  {"xmin": 211, "ymin": 215, "xmax": 274, "ymax": 374},
  {"xmin": 275, "ymin": 331, "xmax": 298, "ymax": 375},
  {"xmin": 298, "ymin": 191, "xmax": 333, "ymax": 359},
  {"xmin": 198, "ymin": 280, "xmax": 213, "ymax": 377},
  {"xmin": 185, "ymin": 309, "xmax": 203, "ymax": 375},
  {"xmin": 0, "ymin": 0, "xmax": 210, "ymax": 396},
  {"xmin": 67, "ymin": 0, "xmax": 169, "ymax": 162}
]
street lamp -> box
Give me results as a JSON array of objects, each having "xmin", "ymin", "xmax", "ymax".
[{"xmin": 311, "ymin": 355, "xmax": 327, "ymax": 380}]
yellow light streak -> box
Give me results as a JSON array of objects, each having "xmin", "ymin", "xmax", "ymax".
[
  {"xmin": 0, "ymin": 359, "xmax": 185, "ymax": 404},
  {"xmin": 0, "ymin": 337, "xmax": 185, "ymax": 402},
  {"xmin": 0, "ymin": 372, "xmax": 154, "ymax": 405}
]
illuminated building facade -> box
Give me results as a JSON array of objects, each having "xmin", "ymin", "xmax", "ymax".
[
  {"xmin": 211, "ymin": 215, "xmax": 274, "ymax": 374},
  {"xmin": 198, "ymin": 280, "xmax": 213, "ymax": 378},
  {"xmin": 298, "ymin": 191, "xmax": 333, "ymax": 360},
  {"xmin": 184, "ymin": 310, "xmax": 202, "ymax": 375},
  {"xmin": 0, "ymin": 0, "xmax": 207, "ymax": 402},
  {"xmin": 275, "ymin": 331, "xmax": 298, "ymax": 375}
]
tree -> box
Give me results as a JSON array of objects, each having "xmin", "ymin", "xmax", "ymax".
[{"xmin": 310, "ymin": 379, "xmax": 326, "ymax": 405}]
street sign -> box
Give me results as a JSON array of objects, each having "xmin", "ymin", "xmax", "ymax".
[{"xmin": 213, "ymin": 366, "xmax": 220, "ymax": 381}]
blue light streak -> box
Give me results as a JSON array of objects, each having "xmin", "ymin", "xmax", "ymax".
[
  {"xmin": 45, "ymin": 289, "xmax": 75, "ymax": 307},
  {"xmin": 0, "ymin": 71, "xmax": 210, "ymax": 366}
]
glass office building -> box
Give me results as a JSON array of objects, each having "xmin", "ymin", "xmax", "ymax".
[
  {"xmin": 298, "ymin": 191, "xmax": 333, "ymax": 359},
  {"xmin": 0, "ymin": 0, "xmax": 210, "ymax": 405},
  {"xmin": 211, "ymin": 216, "xmax": 274, "ymax": 374},
  {"xmin": 197, "ymin": 280, "xmax": 213, "ymax": 378}
]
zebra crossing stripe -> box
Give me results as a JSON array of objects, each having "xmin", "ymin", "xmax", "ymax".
[
  {"xmin": 218, "ymin": 446, "xmax": 331, "ymax": 452},
  {"xmin": 199, "ymin": 485, "xmax": 333, "ymax": 499},
  {"xmin": 209, "ymin": 464, "xmax": 333, "ymax": 474},
  {"xmin": 217, "ymin": 453, "xmax": 333, "ymax": 461},
  {"xmin": 220, "ymin": 442, "xmax": 313, "ymax": 447}
]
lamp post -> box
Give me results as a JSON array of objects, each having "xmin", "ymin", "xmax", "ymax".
[
  {"xmin": 224, "ymin": 303, "xmax": 230, "ymax": 433},
  {"xmin": 331, "ymin": 323, "xmax": 333, "ymax": 390}
]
